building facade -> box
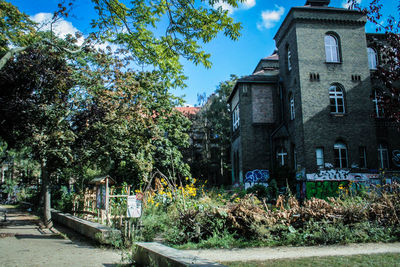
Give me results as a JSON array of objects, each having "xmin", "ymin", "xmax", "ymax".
[{"xmin": 228, "ymin": 0, "xmax": 400, "ymax": 187}]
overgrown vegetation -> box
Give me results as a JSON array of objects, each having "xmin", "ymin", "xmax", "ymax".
[{"xmin": 135, "ymin": 181, "xmax": 400, "ymax": 249}]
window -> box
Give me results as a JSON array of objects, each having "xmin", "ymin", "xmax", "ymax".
[
  {"xmin": 290, "ymin": 94, "xmax": 295, "ymax": 120},
  {"xmin": 287, "ymin": 48, "xmax": 292, "ymax": 71},
  {"xmin": 378, "ymin": 144, "xmax": 389, "ymax": 169},
  {"xmin": 359, "ymin": 146, "xmax": 367, "ymax": 168},
  {"xmin": 316, "ymin": 147, "xmax": 325, "ymax": 167},
  {"xmin": 232, "ymin": 104, "xmax": 240, "ymax": 131},
  {"xmin": 325, "ymin": 34, "xmax": 340, "ymax": 63},
  {"xmin": 276, "ymin": 147, "xmax": 287, "ymax": 166},
  {"xmin": 334, "ymin": 142, "xmax": 348, "ymax": 168},
  {"xmin": 329, "ymin": 85, "xmax": 345, "ymax": 114},
  {"xmin": 373, "ymin": 90, "xmax": 384, "ymax": 118},
  {"xmin": 367, "ymin": 47, "xmax": 377, "ymax": 69}
]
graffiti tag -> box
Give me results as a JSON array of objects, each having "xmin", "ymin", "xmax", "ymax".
[
  {"xmin": 392, "ymin": 150, "xmax": 400, "ymax": 167},
  {"xmin": 244, "ymin": 169, "xmax": 269, "ymax": 189}
]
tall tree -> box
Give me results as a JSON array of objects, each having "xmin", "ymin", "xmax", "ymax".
[{"xmin": 0, "ymin": 45, "xmax": 76, "ymax": 227}]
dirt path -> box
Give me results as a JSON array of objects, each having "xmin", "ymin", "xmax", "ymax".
[
  {"xmin": 185, "ymin": 242, "xmax": 400, "ymax": 262},
  {"xmin": 0, "ymin": 205, "xmax": 124, "ymax": 267}
]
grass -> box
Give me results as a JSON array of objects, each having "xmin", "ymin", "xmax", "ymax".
[{"xmin": 222, "ymin": 253, "xmax": 400, "ymax": 267}]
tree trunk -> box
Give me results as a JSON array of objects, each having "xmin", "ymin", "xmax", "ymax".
[{"xmin": 41, "ymin": 159, "xmax": 52, "ymax": 228}]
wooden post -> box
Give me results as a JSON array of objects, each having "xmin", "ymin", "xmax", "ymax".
[{"xmin": 105, "ymin": 177, "xmax": 110, "ymax": 225}]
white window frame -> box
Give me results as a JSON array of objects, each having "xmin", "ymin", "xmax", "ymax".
[
  {"xmin": 334, "ymin": 142, "xmax": 348, "ymax": 168},
  {"xmin": 277, "ymin": 147, "xmax": 287, "ymax": 167},
  {"xmin": 290, "ymin": 95, "xmax": 295, "ymax": 120},
  {"xmin": 325, "ymin": 34, "xmax": 340, "ymax": 63},
  {"xmin": 373, "ymin": 90, "xmax": 384, "ymax": 118},
  {"xmin": 378, "ymin": 144, "xmax": 389, "ymax": 169},
  {"xmin": 359, "ymin": 146, "xmax": 367, "ymax": 168},
  {"xmin": 232, "ymin": 104, "xmax": 240, "ymax": 131},
  {"xmin": 288, "ymin": 49, "xmax": 292, "ymax": 71},
  {"xmin": 329, "ymin": 85, "xmax": 345, "ymax": 114},
  {"xmin": 316, "ymin": 147, "xmax": 325, "ymax": 167},
  {"xmin": 367, "ymin": 47, "xmax": 377, "ymax": 70}
]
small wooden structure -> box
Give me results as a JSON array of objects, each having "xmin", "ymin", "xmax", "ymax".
[{"xmin": 90, "ymin": 175, "xmax": 116, "ymax": 224}]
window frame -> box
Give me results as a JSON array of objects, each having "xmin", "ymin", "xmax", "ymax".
[
  {"xmin": 329, "ymin": 85, "xmax": 345, "ymax": 114},
  {"xmin": 334, "ymin": 142, "xmax": 348, "ymax": 168},
  {"xmin": 359, "ymin": 146, "xmax": 367, "ymax": 168},
  {"xmin": 325, "ymin": 34, "xmax": 340, "ymax": 63},
  {"xmin": 373, "ymin": 90, "xmax": 384, "ymax": 118},
  {"xmin": 287, "ymin": 48, "xmax": 292, "ymax": 71},
  {"xmin": 378, "ymin": 143, "xmax": 389, "ymax": 169},
  {"xmin": 290, "ymin": 94, "xmax": 295, "ymax": 120},
  {"xmin": 232, "ymin": 104, "xmax": 240, "ymax": 131},
  {"xmin": 276, "ymin": 147, "xmax": 288, "ymax": 167},
  {"xmin": 316, "ymin": 147, "xmax": 325, "ymax": 167},
  {"xmin": 367, "ymin": 47, "xmax": 378, "ymax": 70}
]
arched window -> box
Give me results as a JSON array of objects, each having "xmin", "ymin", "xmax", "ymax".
[
  {"xmin": 290, "ymin": 94, "xmax": 295, "ymax": 120},
  {"xmin": 325, "ymin": 34, "xmax": 340, "ymax": 62},
  {"xmin": 276, "ymin": 147, "xmax": 287, "ymax": 166},
  {"xmin": 372, "ymin": 90, "xmax": 384, "ymax": 118},
  {"xmin": 334, "ymin": 142, "xmax": 348, "ymax": 168},
  {"xmin": 329, "ymin": 85, "xmax": 345, "ymax": 114},
  {"xmin": 377, "ymin": 143, "xmax": 389, "ymax": 169},
  {"xmin": 367, "ymin": 47, "xmax": 377, "ymax": 69}
]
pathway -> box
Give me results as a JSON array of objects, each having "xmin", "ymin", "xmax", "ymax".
[
  {"xmin": 0, "ymin": 205, "xmax": 123, "ymax": 267},
  {"xmin": 185, "ymin": 242, "xmax": 400, "ymax": 262}
]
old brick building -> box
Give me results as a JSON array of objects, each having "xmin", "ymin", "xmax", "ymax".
[{"xmin": 228, "ymin": 0, "xmax": 400, "ymax": 186}]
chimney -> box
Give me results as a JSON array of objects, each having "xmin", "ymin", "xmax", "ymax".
[{"xmin": 305, "ymin": 0, "xmax": 330, "ymax": 6}]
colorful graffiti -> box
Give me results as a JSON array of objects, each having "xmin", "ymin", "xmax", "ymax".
[
  {"xmin": 306, "ymin": 170, "xmax": 379, "ymax": 181},
  {"xmin": 244, "ymin": 169, "xmax": 269, "ymax": 189},
  {"xmin": 393, "ymin": 150, "xmax": 400, "ymax": 167},
  {"xmin": 304, "ymin": 179, "xmax": 382, "ymax": 199}
]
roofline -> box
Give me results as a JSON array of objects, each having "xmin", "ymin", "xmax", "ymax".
[
  {"xmin": 227, "ymin": 76, "xmax": 279, "ymax": 103},
  {"xmin": 274, "ymin": 6, "xmax": 364, "ymax": 44}
]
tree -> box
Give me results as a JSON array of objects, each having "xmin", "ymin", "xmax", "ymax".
[
  {"xmin": 0, "ymin": 45, "xmax": 76, "ymax": 227},
  {"xmin": 348, "ymin": 0, "xmax": 400, "ymax": 122},
  {"xmin": 188, "ymin": 75, "xmax": 237, "ymax": 184}
]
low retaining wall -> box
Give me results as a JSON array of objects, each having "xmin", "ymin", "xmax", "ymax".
[
  {"xmin": 51, "ymin": 209, "xmax": 120, "ymax": 244},
  {"xmin": 134, "ymin": 242, "xmax": 226, "ymax": 267}
]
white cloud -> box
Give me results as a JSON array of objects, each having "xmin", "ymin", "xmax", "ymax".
[
  {"xmin": 31, "ymin": 13, "xmax": 84, "ymax": 45},
  {"xmin": 342, "ymin": 0, "xmax": 362, "ymax": 9},
  {"xmin": 257, "ymin": 5, "xmax": 285, "ymax": 30},
  {"xmin": 213, "ymin": 0, "xmax": 256, "ymax": 15},
  {"xmin": 213, "ymin": 2, "xmax": 235, "ymax": 14},
  {"xmin": 242, "ymin": 0, "xmax": 256, "ymax": 9}
]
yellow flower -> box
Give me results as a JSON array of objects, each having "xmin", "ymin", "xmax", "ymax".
[{"xmin": 155, "ymin": 202, "xmax": 160, "ymax": 207}]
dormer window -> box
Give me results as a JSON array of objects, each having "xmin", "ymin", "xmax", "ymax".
[{"xmin": 325, "ymin": 34, "xmax": 340, "ymax": 63}]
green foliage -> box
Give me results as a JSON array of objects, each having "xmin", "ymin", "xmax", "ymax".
[
  {"xmin": 247, "ymin": 184, "xmax": 268, "ymax": 199},
  {"xmin": 91, "ymin": 0, "xmax": 243, "ymax": 87},
  {"xmin": 52, "ymin": 186, "xmax": 75, "ymax": 212},
  {"xmin": 189, "ymin": 75, "xmax": 237, "ymax": 184}
]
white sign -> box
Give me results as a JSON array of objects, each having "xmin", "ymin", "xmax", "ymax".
[{"xmin": 127, "ymin": 195, "xmax": 142, "ymax": 218}]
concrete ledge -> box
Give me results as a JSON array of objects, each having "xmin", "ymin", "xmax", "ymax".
[
  {"xmin": 134, "ymin": 242, "xmax": 226, "ymax": 267},
  {"xmin": 51, "ymin": 209, "xmax": 120, "ymax": 244}
]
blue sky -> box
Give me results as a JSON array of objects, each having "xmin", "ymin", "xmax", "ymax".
[{"xmin": 9, "ymin": 0, "xmax": 398, "ymax": 106}]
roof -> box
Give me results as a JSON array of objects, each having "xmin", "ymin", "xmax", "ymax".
[
  {"xmin": 90, "ymin": 175, "xmax": 116, "ymax": 185},
  {"xmin": 263, "ymin": 53, "xmax": 279, "ymax": 61},
  {"xmin": 227, "ymin": 72, "xmax": 279, "ymax": 103},
  {"xmin": 175, "ymin": 107, "xmax": 201, "ymax": 117}
]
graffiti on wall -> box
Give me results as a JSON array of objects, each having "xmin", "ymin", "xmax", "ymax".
[
  {"xmin": 306, "ymin": 169, "xmax": 379, "ymax": 181},
  {"xmin": 305, "ymin": 179, "xmax": 382, "ymax": 199},
  {"xmin": 244, "ymin": 169, "xmax": 269, "ymax": 189},
  {"xmin": 393, "ymin": 150, "xmax": 400, "ymax": 167}
]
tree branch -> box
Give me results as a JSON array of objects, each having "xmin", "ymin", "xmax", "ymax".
[{"xmin": 0, "ymin": 47, "xmax": 27, "ymax": 71}]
